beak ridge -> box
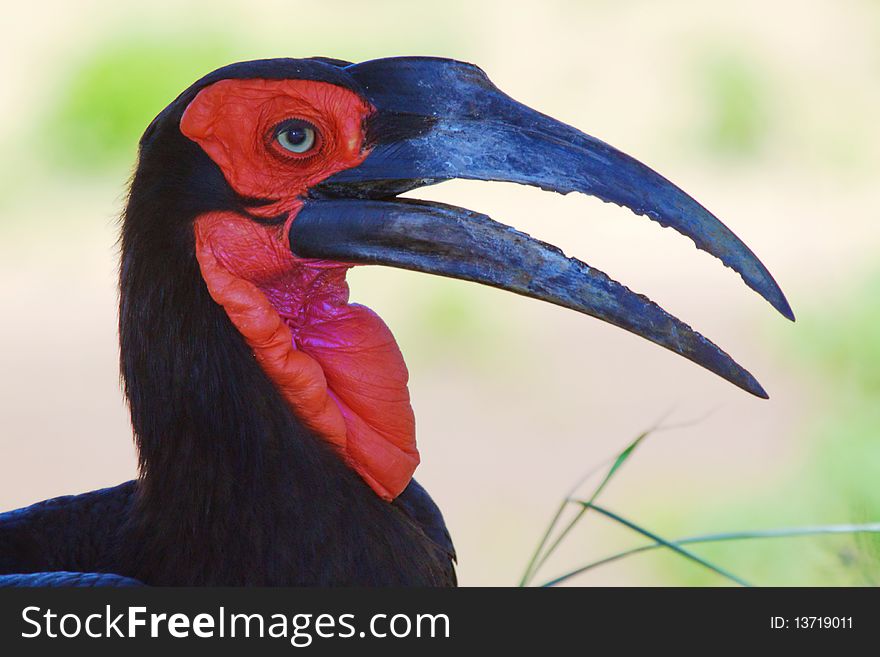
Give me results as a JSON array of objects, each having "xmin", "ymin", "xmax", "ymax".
[{"xmin": 320, "ymin": 57, "xmax": 793, "ymax": 321}]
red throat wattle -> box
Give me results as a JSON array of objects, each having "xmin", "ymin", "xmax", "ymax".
[{"xmin": 181, "ymin": 79, "xmax": 418, "ymax": 501}]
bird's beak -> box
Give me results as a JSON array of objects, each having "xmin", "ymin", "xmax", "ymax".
[{"xmin": 288, "ymin": 57, "xmax": 793, "ymax": 398}]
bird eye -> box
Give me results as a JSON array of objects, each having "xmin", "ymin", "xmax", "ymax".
[{"xmin": 274, "ymin": 120, "xmax": 318, "ymax": 154}]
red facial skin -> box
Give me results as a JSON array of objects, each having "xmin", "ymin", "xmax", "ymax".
[{"xmin": 181, "ymin": 79, "xmax": 418, "ymax": 501}]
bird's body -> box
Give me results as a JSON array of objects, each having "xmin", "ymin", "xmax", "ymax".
[
  {"xmin": 0, "ymin": 479, "xmax": 455, "ymax": 586},
  {"xmin": 0, "ymin": 56, "xmax": 791, "ymax": 586}
]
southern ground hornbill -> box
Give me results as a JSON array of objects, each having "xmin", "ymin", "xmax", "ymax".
[{"xmin": 0, "ymin": 56, "xmax": 792, "ymax": 586}]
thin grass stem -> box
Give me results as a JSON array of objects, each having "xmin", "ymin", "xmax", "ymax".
[
  {"xmin": 570, "ymin": 503, "xmax": 752, "ymax": 586},
  {"xmin": 542, "ymin": 522, "xmax": 880, "ymax": 586}
]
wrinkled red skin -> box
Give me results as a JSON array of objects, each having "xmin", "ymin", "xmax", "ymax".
[{"xmin": 181, "ymin": 79, "xmax": 418, "ymax": 501}]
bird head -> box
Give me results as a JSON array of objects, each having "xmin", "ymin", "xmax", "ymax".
[{"xmin": 125, "ymin": 57, "xmax": 792, "ymax": 502}]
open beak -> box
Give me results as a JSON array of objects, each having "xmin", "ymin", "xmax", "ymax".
[{"xmin": 289, "ymin": 57, "xmax": 793, "ymax": 398}]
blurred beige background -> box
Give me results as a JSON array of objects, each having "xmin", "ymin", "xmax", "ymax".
[{"xmin": 1, "ymin": 0, "xmax": 878, "ymax": 585}]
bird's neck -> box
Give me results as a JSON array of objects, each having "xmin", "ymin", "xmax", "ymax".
[
  {"xmin": 119, "ymin": 227, "xmax": 307, "ymax": 582},
  {"xmin": 116, "ymin": 123, "xmax": 449, "ymax": 585},
  {"xmin": 118, "ymin": 225, "xmax": 442, "ymax": 584}
]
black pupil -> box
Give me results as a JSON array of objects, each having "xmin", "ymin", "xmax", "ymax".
[{"xmin": 283, "ymin": 127, "xmax": 307, "ymax": 145}]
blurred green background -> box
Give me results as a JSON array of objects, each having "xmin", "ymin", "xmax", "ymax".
[{"xmin": 1, "ymin": 0, "xmax": 878, "ymax": 585}]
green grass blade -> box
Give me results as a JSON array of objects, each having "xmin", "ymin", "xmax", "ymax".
[
  {"xmin": 541, "ymin": 522, "xmax": 880, "ymax": 587},
  {"xmin": 517, "ymin": 458, "xmax": 610, "ymax": 587},
  {"xmin": 570, "ymin": 503, "xmax": 752, "ymax": 586},
  {"xmin": 519, "ymin": 428, "xmax": 652, "ymax": 586},
  {"xmin": 520, "ymin": 410, "xmax": 718, "ymax": 586},
  {"xmin": 517, "ymin": 499, "xmax": 572, "ymax": 587}
]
